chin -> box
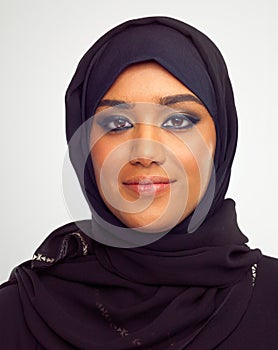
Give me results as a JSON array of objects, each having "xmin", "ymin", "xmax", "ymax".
[{"xmin": 116, "ymin": 210, "xmax": 188, "ymax": 234}]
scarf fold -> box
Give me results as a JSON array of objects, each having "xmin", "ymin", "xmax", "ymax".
[
  {"xmin": 65, "ymin": 16, "xmax": 238, "ymax": 235},
  {"xmin": 7, "ymin": 16, "xmax": 263, "ymax": 350},
  {"xmin": 11, "ymin": 199, "xmax": 262, "ymax": 349}
]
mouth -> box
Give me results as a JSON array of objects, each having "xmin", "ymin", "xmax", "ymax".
[{"xmin": 122, "ymin": 176, "xmax": 176, "ymax": 196}]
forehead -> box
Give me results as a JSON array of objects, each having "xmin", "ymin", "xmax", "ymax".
[{"xmin": 100, "ymin": 61, "xmax": 196, "ymax": 103}]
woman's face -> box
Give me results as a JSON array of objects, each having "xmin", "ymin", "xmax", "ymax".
[{"xmin": 90, "ymin": 62, "xmax": 216, "ymax": 232}]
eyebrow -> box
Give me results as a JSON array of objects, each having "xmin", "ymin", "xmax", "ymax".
[
  {"xmin": 97, "ymin": 94, "xmax": 204, "ymax": 109},
  {"xmin": 97, "ymin": 99, "xmax": 133, "ymax": 109},
  {"xmin": 159, "ymin": 94, "xmax": 203, "ymax": 106}
]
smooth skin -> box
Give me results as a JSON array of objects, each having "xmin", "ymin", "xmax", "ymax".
[{"xmin": 90, "ymin": 62, "xmax": 216, "ymax": 233}]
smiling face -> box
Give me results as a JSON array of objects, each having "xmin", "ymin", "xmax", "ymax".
[{"xmin": 90, "ymin": 62, "xmax": 216, "ymax": 233}]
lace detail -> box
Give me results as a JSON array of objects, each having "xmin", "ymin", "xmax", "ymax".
[
  {"xmin": 251, "ymin": 263, "xmax": 258, "ymax": 287},
  {"xmin": 70, "ymin": 232, "xmax": 88, "ymax": 256},
  {"xmin": 32, "ymin": 253, "xmax": 55, "ymax": 264},
  {"xmin": 32, "ymin": 231, "xmax": 89, "ymax": 269}
]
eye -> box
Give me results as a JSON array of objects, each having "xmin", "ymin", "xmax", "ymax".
[
  {"xmin": 162, "ymin": 113, "xmax": 200, "ymax": 130},
  {"xmin": 97, "ymin": 115, "xmax": 133, "ymax": 132}
]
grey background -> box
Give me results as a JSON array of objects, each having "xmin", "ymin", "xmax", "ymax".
[{"xmin": 1, "ymin": 0, "xmax": 277, "ymax": 283}]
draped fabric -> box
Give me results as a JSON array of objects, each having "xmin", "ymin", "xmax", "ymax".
[
  {"xmin": 65, "ymin": 16, "xmax": 238, "ymax": 234},
  {"xmin": 8, "ymin": 16, "xmax": 263, "ymax": 349},
  {"xmin": 11, "ymin": 199, "xmax": 262, "ymax": 349}
]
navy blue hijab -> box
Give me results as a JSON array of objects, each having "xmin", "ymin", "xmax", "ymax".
[{"xmin": 10, "ymin": 17, "xmax": 262, "ymax": 350}]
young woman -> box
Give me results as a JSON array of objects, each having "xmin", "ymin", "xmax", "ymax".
[{"xmin": 1, "ymin": 16, "xmax": 277, "ymax": 350}]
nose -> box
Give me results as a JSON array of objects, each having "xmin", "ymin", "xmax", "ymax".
[{"xmin": 129, "ymin": 124, "xmax": 166, "ymax": 167}]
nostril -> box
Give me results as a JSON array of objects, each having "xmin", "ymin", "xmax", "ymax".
[
  {"xmin": 130, "ymin": 157, "xmax": 157, "ymax": 167},
  {"xmin": 129, "ymin": 139, "xmax": 166, "ymax": 167}
]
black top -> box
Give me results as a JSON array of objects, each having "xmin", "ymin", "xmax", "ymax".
[
  {"xmin": 0, "ymin": 200, "xmax": 276, "ymax": 349},
  {"xmin": 1, "ymin": 252, "xmax": 278, "ymax": 349},
  {"xmin": 1, "ymin": 16, "xmax": 277, "ymax": 350}
]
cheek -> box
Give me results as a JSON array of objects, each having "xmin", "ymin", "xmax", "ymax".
[
  {"xmin": 91, "ymin": 137, "xmax": 128, "ymax": 176},
  {"xmin": 175, "ymin": 131, "xmax": 215, "ymax": 195},
  {"xmin": 91, "ymin": 140, "xmax": 117, "ymax": 203},
  {"xmin": 91, "ymin": 137, "xmax": 132, "ymax": 202},
  {"xmin": 176, "ymin": 148, "xmax": 201, "ymax": 197},
  {"xmin": 91, "ymin": 141, "xmax": 108, "ymax": 176}
]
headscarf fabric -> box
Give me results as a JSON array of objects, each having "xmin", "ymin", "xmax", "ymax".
[
  {"xmin": 65, "ymin": 16, "xmax": 237, "ymax": 235},
  {"xmin": 10, "ymin": 16, "xmax": 262, "ymax": 350}
]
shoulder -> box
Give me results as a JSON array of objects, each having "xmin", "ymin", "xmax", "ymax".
[
  {"xmin": 0, "ymin": 220, "xmax": 93, "ymax": 349},
  {"xmin": 0, "ymin": 279, "xmax": 22, "ymax": 324},
  {"xmin": 259, "ymin": 254, "xmax": 278, "ymax": 268},
  {"xmin": 250, "ymin": 254, "xmax": 278, "ymax": 314},
  {"xmin": 0, "ymin": 279, "xmax": 35, "ymax": 349},
  {"xmin": 256, "ymin": 254, "xmax": 278, "ymax": 285}
]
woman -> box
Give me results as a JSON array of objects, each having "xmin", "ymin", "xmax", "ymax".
[{"xmin": 0, "ymin": 16, "xmax": 277, "ymax": 349}]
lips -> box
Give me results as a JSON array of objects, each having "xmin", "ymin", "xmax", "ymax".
[{"xmin": 122, "ymin": 176, "xmax": 176, "ymax": 196}]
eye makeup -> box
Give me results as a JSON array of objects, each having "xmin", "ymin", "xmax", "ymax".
[
  {"xmin": 96, "ymin": 111, "xmax": 201, "ymax": 133},
  {"xmin": 97, "ymin": 115, "xmax": 133, "ymax": 132},
  {"xmin": 162, "ymin": 113, "xmax": 200, "ymax": 130}
]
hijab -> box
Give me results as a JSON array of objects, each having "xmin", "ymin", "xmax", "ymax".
[
  {"xmin": 10, "ymin": 16, "xmax": 262, "ymax": 349},
  {"xmin": 65, "ymin": 16, "xmax": 236, "ymax": 240}
]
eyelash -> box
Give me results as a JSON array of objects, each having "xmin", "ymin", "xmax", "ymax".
[
  {"xmin": 97, "ymin": 113, "xmax": 200, "ymax": 133},
  {"xmin": 162, "ymin": 113, "xmax": 200, "ymax": 129},
  {"xmin": 97, "ymin": 116, "xmax": 133, "ymax": 132}
]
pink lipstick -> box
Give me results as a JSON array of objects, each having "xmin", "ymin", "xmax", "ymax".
[{"xmin": 123, "ymin": 176, "xmax": 176, "ymax": 196}]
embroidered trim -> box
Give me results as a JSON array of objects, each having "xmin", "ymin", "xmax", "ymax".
[
  {"xmin": 94, "ymin": 288, "xmax": 143, "ymax": 347},
  {"xmin": 32, "ymin": 253, "xmax": 55, "ymax": 264},
  {"xmin": 96, "ymin": 301, "xmax": 129, "ymax": 337},
  {"xmin": 251, "ymin": 263, "xmax": 258, "ymax": 287},
  {"xmin": 70, "ymin": 232, "xmax": 88, "ymax": 256}
]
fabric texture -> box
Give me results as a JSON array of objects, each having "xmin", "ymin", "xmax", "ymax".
[
  {"xmin": 65, "ymin": 16, "xmax": 238, "ymax": 235},
  {"xmin": 3, "ymin": 253, "xmax": 278, "ymax": 350},
  {"xmin": 5, "ymin": 199, "xmax": 262, "ymax": 349},
  {"xmin": 0, "ymin": 16, "xmax": 268, "ymax": 350}
]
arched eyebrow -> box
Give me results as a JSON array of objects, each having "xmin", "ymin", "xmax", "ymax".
[
  {"xmin": 97, "ymin": 99, "xmax": 132, "ymax": 109},
  {"xmin": 159, "ymin": 94, "xmax": 203, "ymax": 106},
  {"xmin": 98, "ymin": 94, "xmax": 203, "ymax": 109}
]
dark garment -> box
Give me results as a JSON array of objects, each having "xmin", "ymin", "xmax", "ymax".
[
  {"xmin": 66, "ymin": 16, "xmax": 239, "ymax": 236},
  {"xmin": 1, "ymin": 15, "xmax": 276, "ymax": 350},
  {"xmin": 1, "ymin": 199, "xmax": 275, "ymax": 350},
  {"xmin": 48, "ymin": 15, "xmax": 264, "ymax": 347},
  {"xmin": 1, "ymin": 253, "xmax": 278, "ymax": 349}
]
